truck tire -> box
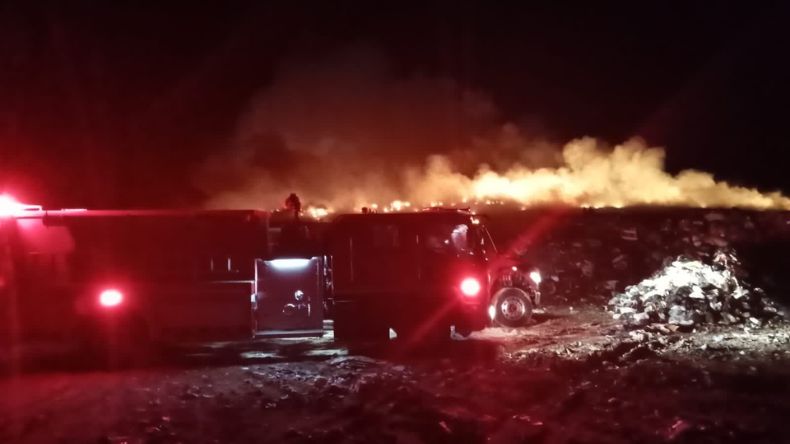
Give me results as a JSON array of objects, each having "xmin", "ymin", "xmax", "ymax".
[{"xmin": 491, "ymin": 287, "xmax": 533, "ymax": 328}]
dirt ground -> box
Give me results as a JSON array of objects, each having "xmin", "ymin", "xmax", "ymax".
[{"xmin": 1, "ymin": 304, "xmax": 789, "ymax": 444}]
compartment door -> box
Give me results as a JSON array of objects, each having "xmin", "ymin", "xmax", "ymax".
[{"xmin": 254, "ymin": 257, "xmax": 324, "ymax": 334}]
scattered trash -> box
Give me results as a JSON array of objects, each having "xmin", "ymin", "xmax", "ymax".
[
  {"xmin": 621, "ymin": 228, "xmax": 638, "ymax": 241},
  {"xmin": 612, "ymin": 255, "xmax": 628, "ymax": 270},
  {"xmin": 512, "ymin": 210, "xmax": 790, "ymax": 308},
  {"xmin": 665, "ymin": 418, "xmax": 692, "ymax": 440}
]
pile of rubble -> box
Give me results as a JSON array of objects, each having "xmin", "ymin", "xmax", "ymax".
[
  {"xmin": 491, "ymin": 208, "xmax": 790, "ymax": 305},
  {"xmin": 609, "ymin": 250, "xmax": 783, "ymax": 329}
]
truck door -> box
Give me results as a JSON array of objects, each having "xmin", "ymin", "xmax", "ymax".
[
  {"xmin": 254, "ymin": 257, "xmax": 325, "ymax": 336},
  {"xmin": 330, "ymin": 222, "xmax": 420, "ymax": 295}
]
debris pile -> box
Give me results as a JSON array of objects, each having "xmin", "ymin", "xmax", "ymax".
[
  {"xmin": 609, "ymin": 250, "xmax": 782, "ymax": 328},
  {"xmin": 497, "ymin": 208, "xmax": 790, "ymax": 305}
]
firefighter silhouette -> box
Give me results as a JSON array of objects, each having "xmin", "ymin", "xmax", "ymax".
[
  {"xmin": 279, "ymin": 193, "xmax": 309, "ymax": 256},
  {"xmin": 285, "ymin": 193, "xmax": 301, "ymax": 221}
]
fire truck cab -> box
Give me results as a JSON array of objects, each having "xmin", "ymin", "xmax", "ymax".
[{"xmin": 325, "ymin": 209, "xmax": 542, "ymax": 341}]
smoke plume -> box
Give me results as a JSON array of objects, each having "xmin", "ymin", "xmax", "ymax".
[{"xmin": 196, "ymin": 48, "xmax": 790, "ymax": 212}]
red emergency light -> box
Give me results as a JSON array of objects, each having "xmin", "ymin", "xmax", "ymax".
[
  {"xmin": 99, "ymin": 289, "xmax": 124, "ymax": 307},
  {"xmin": 0, "ymin": 194, "xmax": 42, "ymax": 217},
  {"xmin": 459, "ymin": 277, "xmax": 482, "ymax": 297}
]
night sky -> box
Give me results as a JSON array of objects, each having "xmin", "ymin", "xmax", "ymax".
[{"xmin": 1, "ymin": 1, "xmax": 789, "ymax": 208}]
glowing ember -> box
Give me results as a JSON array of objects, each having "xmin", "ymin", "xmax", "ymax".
[
  {"xmin": 306, "ymin": 206, "xmax": 331, "ymax": 219},
  {"xmin": 389, "ymin": 200, "xmax": 411, "ymax": 211}
]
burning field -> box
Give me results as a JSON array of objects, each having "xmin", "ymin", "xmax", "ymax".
[
  {"xmin": 202, "ymin": 137, "xmax": 790, "ymax": 215},
  {"xmin": 1, "ymin": 207, "xmax": 789, "ymax": 443},
  {"xmin": 6, "ymin": 44, "xmax": 787, "ymax": 221},
  {"xmin": 194, "ymin": 49, "xmax": 790, "ymax": 216},
  {"xmin": 5, "ymin": 48, "xmax": 790, "ymax": 444}
]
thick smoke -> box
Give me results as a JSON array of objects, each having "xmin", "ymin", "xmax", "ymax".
[
  {"xmin": 196, "ymin": 49, "xmax": 790, "ymax": 212},
  {"xmin": 409, "ymin": 138, "xmax": 790, "ymax": 209}
]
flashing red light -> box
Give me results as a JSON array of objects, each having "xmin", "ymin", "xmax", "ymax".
[
  {"xmin": 459, "ymin": 277, "xmax": 482, "ymax": 297},
  {"xmin": 0, "ymin": 194, "xmax": 42, "ymax": 217},
  {"xmin": 99, "ymin": 289, "xmax": 124, "ymax": 307},
  {"xmin": 0, "ymin": 194, "xmax": 23, "ymax": 216}
]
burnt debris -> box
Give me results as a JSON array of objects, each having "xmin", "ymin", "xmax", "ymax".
[
  {"xmin": 609, "ymin": 250, "xmax": 783, "ymax": 329},
  {"xmin": 496, "ymin": 209, "xmax": 790, "ymax": 309}
]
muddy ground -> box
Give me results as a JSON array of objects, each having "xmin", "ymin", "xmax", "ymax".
[{"xmin": 1, "ymin": 304, "xmax": 789, "ymax": 444}]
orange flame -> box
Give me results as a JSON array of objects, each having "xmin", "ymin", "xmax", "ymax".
[
  {"xmin": 206, "ymin": 138, "xmax": 790, "ymax": 215},
  {"xmin": 404, "ymin": 138, "xmax": 790, "ymax": 210}
]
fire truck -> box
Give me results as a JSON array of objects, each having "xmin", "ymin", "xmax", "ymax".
[{"xmin": 0, "ymin": 196, "xmax": 540, "ymax": 359}]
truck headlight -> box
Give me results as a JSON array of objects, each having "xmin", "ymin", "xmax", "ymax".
[{"xmin": 529, "ymin": 271, "xmax": 542, "ymax": 285}]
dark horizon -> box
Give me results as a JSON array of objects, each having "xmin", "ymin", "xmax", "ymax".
[{"xmin": 1, "ymin": 1, "xmax": 789, "ymax": 208}]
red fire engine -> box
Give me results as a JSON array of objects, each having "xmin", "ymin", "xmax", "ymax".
[{"xmin": 1, "ymin": 195, "xmax": 541, "ymax": 361}]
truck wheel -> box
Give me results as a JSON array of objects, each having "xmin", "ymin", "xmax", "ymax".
[{"xmin": 491, "ymin": 287, "xmax": 533, "ymax": 328}]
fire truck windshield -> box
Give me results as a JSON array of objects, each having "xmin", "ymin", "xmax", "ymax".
[{"xmin": 420, "ymin": 223, "xmax": 473, "ymax": 256}]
